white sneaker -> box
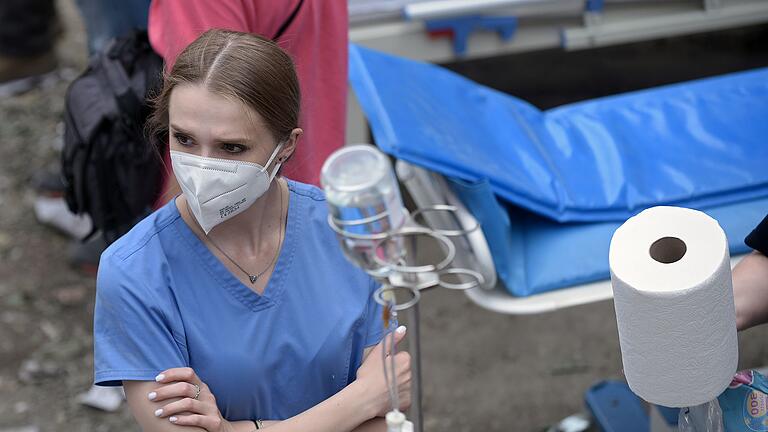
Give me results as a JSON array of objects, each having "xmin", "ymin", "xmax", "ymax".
[
  {"xmin": 33, "ymin": 196, "xmax": 93, "ymax": 239},
  {"xmin": 77, "ymin": 385, "xmax": 124, "ymax": 412}
]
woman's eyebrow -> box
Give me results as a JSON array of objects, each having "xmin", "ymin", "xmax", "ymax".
[
  {"xmin": 213, "ymin": 136, "xmax": 249, "ymax": 145},
  {"xmin": 170, "ymin": 124, "xmax": 249, "ymax": 144},
  {"xmin": 169, "ymin": 124, "xmax": 194, "ymax": 136}
]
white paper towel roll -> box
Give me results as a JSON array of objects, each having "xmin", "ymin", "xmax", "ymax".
[{"xmin": 609, "ymin": 206, "xmax": 738, "ymax": 408}]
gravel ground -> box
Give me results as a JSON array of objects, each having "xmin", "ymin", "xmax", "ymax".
[
  {"xmin": 2, "ymin": 2, "xmax": 768, "ymax": 431},
  {"xmin": 0, "ymin": 1, "xmax": 140, "ymax": 431}
]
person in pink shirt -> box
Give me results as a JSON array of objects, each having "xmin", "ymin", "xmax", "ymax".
[{"xmin": 148, "ymin": 0, "xmax": 348, "ymax": 187}]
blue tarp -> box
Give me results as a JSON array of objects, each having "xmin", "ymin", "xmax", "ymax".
[
  {"xmin": 349, "ymin": 44, "xmax": 768, "ymax": 222},
  {"xmin": 349, "ymin": 44, "xmax": 768, "ymax": 297}
]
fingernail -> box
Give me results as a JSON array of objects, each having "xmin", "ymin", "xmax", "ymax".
[
  {"xmin": 154, "ymin": 409, "xmax": 163, "ymax": 417},
  {"xmin": 155, "ymin": 373, "xmax": 165, "ymax": 382},
  {"xmin": 147, "ymin": 392, "xmax": 156, "ymax": 401},
  {"xmin": 396, "ymin": 325, "xmax": 407, "ymax": 334},
  {"xmin": 169, "ymin": 416, "xmax": 178, "ymax": 423}
]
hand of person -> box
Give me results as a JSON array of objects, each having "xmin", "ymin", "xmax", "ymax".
[
  {"xmin": 149, "ymin": 367, "xmax": 234, "ymax": 432},
  {"xmin": 355, "ymin": 325, "xmax": 412, "ymax": 417},
  {"xmin": 733, "ymin": 251, "xmax": 768, "ymax": 331}
]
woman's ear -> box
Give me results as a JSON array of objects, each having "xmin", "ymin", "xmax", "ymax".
[{"xmin": 278, "ymin": 127, "xmax": 302, "ymax": 163}]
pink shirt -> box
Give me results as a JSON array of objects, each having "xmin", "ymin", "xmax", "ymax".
[{"xmin": 148, "ymin": 0, "xmax": 348, "ymax": 186}]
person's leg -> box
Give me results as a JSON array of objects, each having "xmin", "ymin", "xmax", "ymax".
[
  {"xmin": 0, "ymin": 0, "xmax": 56, "ymax": 57},
  {"xmin": 74, "ymin": 0, "xmax": 151, "ymax": 55},
  {"xmin": 0, "ymin": 0, "xmax": 58, "ymax": 93}
]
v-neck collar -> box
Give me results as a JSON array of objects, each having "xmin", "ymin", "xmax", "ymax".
[{"xmin": 171, "ymin": 180, "xmax": 304, "ymax": 312}]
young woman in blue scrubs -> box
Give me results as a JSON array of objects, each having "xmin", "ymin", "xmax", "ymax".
[{"xmin": 93, "ymin": 29, "xmax": 412, "ymax": 432}]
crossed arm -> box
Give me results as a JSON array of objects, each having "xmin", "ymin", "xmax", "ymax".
[
  {"xmin": 124, "ymin": 376, "xmax": 386, "ymax": 432},
  {"xmin": 123, "ymin": 328, "xmax": 411, "ymax": 432}
]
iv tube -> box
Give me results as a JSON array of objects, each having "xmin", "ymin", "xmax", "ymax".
[{"xmin": 382, "ymin": 296, "xmax": 399, "ymax": 412}]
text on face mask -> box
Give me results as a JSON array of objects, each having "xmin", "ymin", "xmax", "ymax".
[{"xmin": 220, "ymin": 197, "xmax": 247, "ymax": 219}]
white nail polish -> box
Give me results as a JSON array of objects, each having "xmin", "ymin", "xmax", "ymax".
[
  {"xmin": 154, "ymin": 409, "xmax": 163, "ymax": 417},
  {"xmin": 155, "ymin": 373, "xmax": 165, "ymax": 382},
  {"xmin": 397, "ymin": 325, "xmax": 407, "ymax": 334},
  {"xmin": 147, "ymin": 392, "xmax": 157, "ymax": 401},
  {"xmin": 169, "ymin": 416, "xmax": 178, "ymax": 423}
]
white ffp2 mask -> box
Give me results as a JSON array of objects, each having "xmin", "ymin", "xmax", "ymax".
[{"xmin": 170, "ymin": 144, "xmax": 283, "ymax": 234}]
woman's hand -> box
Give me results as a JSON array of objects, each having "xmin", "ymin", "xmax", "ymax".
[
  {"xmin": 150, "ymin": 367, "xmax": 233, "ymax": 432},
  {"xmin": 355, "ymin": 325, "xmax": 412, "ymax": 418}
]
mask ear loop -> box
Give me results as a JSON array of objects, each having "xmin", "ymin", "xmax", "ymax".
[{"xmin": 265, "ymin": 142, "xmax": 285, "ymax": 182}]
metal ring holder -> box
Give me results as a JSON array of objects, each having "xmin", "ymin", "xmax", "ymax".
[
  {"xmin": 328, "ymin": 213, "xmax": 391, "ymax": 241},
  {"xmin": 438, "ymin": 268, "xmax": 485, "ymax": 290},
  {"xmin": 374, "ymin": 284, "xmax": 421, "ymax": 311},
  {"xmin": 329, "ymin": 205, "xmax": 484, "ymax": 310},
  {"xmin": 372, "ymin": 227, "xmax": 455, "ymax": 274}
]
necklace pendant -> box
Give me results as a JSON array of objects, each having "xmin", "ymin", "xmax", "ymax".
[{"xmin": 249, "ymin": 275, "xmax": 258, "ymax": 284}]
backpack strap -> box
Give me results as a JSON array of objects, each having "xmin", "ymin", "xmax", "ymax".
[
  {"xmin": 273, "ymin": 0, "xmax": 305, "ymax": 41},
  {"xmin": 100, "ymin": 36, "xmax": 146, "ymax": 123}
]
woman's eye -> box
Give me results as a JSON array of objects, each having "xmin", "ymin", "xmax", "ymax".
[
  {"xmin": 222, "ymin": 143, "xmax": 246, "ymax": 154},
  {"xmin": 174, "ymin": 133, "xmax": 193, "ymax": 146}
]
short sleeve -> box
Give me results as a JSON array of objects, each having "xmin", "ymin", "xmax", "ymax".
[
  {"xmin": 362, "ymin": 277, "xmax": 386, "ymax": 347},
  {"xmin": 94, "ymin": 254, "xmax": 188, "ymax": 386},
  {"xmin": 746, "ymin": 214, "xmax": 768, "ymax": 256}
]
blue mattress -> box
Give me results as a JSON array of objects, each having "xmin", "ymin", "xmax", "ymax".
[{"xmin": 449, "ymin": 177, "xmax": 767, "ymax": 296}]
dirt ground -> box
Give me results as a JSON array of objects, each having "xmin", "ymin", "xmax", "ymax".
[{"xmin": 2, "ymin": 1, "xmax": 768, "ymax": 431}]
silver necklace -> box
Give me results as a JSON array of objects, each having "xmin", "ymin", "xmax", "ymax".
[{"xmin": 186, "ymin": 182, "xmax": 285, "ymax": 284}]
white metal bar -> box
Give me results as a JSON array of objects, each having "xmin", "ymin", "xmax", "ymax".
[
  {"xmin": 464, "ymin": 255, "xmax": 745, "ymax": 314},
  {"xmin": 349, "ymin": 0, "xmax": 672, "ymax": 24},
  {"xmin": 465, "ymin": 278, "xmax": 615, "ymax": 315},
  {"xmin": 704, "ymin": 0, "xmax": 724, "ymax": 11},
  {"xmin": 563, "ymin": 0, "xmax": 768, "ymax": 50},
  {"xmin": 403, "ymin": 0, "xmax": 577, "ymax": 21},
  {"xmin": 349, "ymin": 19, "xmax": 566, "ymax": 63}
]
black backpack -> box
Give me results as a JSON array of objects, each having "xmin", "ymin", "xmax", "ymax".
[{"xmin": 61, "ymin": 30, "xmax": 164, "ymax": 243}]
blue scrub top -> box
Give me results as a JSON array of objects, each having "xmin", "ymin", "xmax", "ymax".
[{"xmin": 93, "ymin": 180, "xmax": 384, "ymax": 421}]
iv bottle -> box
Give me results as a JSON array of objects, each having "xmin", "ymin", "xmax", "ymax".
[{"xmin": 321, "ymin": 145, "xmax": 407, "ymax": 276}]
